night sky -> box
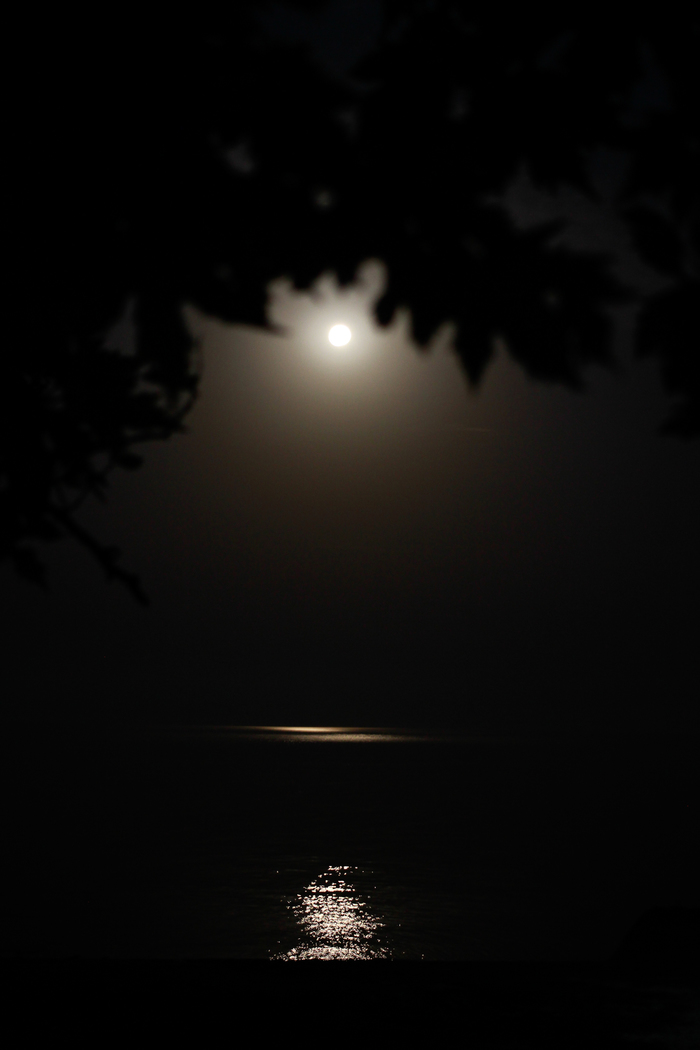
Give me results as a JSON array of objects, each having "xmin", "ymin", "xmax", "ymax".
[
  {"xmin": 5, "ymin": 259, "xmax": 699, "ymax": 732},
  {"xmin": 4, "ymin": 4, "xmax": 699, "ymax": 735}
]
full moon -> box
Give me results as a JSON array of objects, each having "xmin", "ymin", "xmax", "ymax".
[{"xmin": 328, "ymin": 324, "xmax": 351, "ymax": 347}]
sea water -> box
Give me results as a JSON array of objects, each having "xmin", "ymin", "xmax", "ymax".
[{"xmin": 2, "ymin": 725, "xmax": 698, "ymax": 961}]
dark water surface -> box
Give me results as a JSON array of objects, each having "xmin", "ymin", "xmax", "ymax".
[{"xmin": 3, "ymin": 726, "xmax": 698, "ymax": 962}]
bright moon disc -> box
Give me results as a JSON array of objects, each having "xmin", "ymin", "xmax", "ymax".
[{"xmin": 329, "ymin": 324, "xmax": 351, "ymax": 346}]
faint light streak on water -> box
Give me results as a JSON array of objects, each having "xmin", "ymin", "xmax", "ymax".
[
  {"xmin": 226, "ymin": 727, "xmax": 456, "ymax": 743},
  {"xmin": 273, "ymin": 865, "xmax": 389, "ymax": 960}
]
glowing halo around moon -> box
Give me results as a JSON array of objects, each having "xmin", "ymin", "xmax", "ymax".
[{"xmin": 328, "ymin": 324, "xmax": 352, "ymax": 347}]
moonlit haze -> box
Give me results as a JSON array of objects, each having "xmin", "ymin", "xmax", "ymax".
[{"xmin": 5, "ymin": 251, "xmax": 698, "ymax": 736}]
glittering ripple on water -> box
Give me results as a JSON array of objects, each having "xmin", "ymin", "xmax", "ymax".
[{"xmin": 272, "ymin": 865, "xmax": 389, "ymax": 960}]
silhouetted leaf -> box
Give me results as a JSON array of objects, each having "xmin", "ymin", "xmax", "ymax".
[
  {"xmin": 636, "ymin": 280, "xmax": 700, "ymax": 437},
  {"xmin": 624, "ymin": 205, "xmax": 685, "ymax": 276}
]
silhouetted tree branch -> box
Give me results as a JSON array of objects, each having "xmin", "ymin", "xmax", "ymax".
[{"xmin": 4, "ymin": 5, "xmax": 698, "ymax": 598}]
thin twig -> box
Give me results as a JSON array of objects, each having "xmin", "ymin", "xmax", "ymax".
[{"xmin": 50, "ymin": 507, "xmax": 150, "ymax": 606}]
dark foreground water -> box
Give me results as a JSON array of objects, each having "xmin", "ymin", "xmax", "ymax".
[
  {"xmin": 3, "ymin": 725, "xmax": 698, "ymax": 963},
  {"xmin": 3, "ymin": 726, "xmax": 698, "ymax": 1044}
]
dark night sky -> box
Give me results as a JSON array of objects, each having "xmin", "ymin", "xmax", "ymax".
[
  {"xmin": 5, "ymin": 259, "xmax": 699, "ymax": 732},
  {"xmin": 4, "ymin": 4, "xmax": 699, "ymax": 734}
]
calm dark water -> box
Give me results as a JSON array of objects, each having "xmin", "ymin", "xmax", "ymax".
[{"xmin": 2, "ymin": 726, "xmax": 698, "ymax": 961}]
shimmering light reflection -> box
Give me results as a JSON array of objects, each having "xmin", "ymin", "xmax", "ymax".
[
  {"xmin": 242, "ymin": 727, "xmax": 440, "ymax": 742},
  {"xmin": 274, "ymin": 866, "xmax": 388, "ymax": 960}
]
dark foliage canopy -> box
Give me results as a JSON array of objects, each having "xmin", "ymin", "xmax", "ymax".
[{"xmin": 4, "ymin": 4, "xmax": 698, "ymax": 599}]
